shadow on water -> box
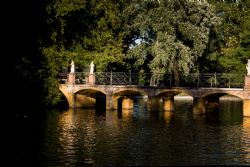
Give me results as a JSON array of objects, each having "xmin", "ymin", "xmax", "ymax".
[
  {"xmin": 218, "ymin": 99, "xmax": 243, "ymax": 125},
  {"xmin": 95, "ymin": 93, "xmax": 106, "ymax": 113},
  {"xmin": 115, "ymin": 97, "xmax": 243, "ymax": 126},
  {"xmin": 205, "ymin": 98, "xmax": 243, "ymax": 125}
]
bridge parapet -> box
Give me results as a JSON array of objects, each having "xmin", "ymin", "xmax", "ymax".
[{"xmin": 58, "ymin": 72, "xmax": 245, "ymax": 88}]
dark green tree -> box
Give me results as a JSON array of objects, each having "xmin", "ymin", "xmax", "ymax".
[
  {"xmin": 205, "ymin": 0, "xmax": 250, "ymax": 73},
  {"xmin": 38, "ymin": 0, "xmax": 128, "ymax": 105},
  {"xmin": 124, "ymin": 0, "xmax": 221, "ymax": 85}
]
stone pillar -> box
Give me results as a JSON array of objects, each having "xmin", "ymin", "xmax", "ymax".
[
  {"xmin": 68, "ymin": 73, "xmax": 75, "ymax": 84},
  {"xmin": 67, "ymin": 72, "xmax": 75, "ymax": 108},
  {"xmin": 243, "ymin": 60, "xmax": 250, "ymax": 116},
  {"xmin": 59, "ymin": 85, "xmax": 75, "ymax": 108},
  {"xmin": 122, "ymin": 97, "xmax": 133, "ymax": 109},
  {"xmin": 64, "ymin": 84, "xmax": 75, "ymax": 108},
  {"xmin": 65, "ymin": 92, "xmax": 75, "ymax": 108},
  {"xmin": 147, "ymin": 96, "xmax": 160, "ymax": 112},
  {"xmin": 193, "ymin": 97, "xmax": 206, "ymax": 114},
  {"xmin": 106, "ymin": 95, "xmax": 118, "ymax": 110},
  {"xmin": 243, "ymin": 99, "xmax": 250, "ymax": 117},
  {"xmin": 113, "ymin": 95, "xmax": 119, "ymax": 110},
  {"xmin": 163, "ymin": 96, "xmax": 174, "ymax": 111},
  {"xmin": 244, "ymin": 75, "xmax": 250, "ymax": 90},
  {"xmin": 67, "ymin": 94, "xmax": 75, "ymax": 108},
  {"xmin": 88, "ymin": 74, "xmax": 95, "ymax": 85},
  {"xmin": 106, "ymin": 95, "xmax": 113, "ymax": 110}
]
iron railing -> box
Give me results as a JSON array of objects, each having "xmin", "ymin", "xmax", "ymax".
[
  {"xmin": 177, "ymin": 73, "xmax": 245, "ymax": 88},
  {"xmin": 58, "ymin": 72, "xmax": 245, "ymax": 88}
]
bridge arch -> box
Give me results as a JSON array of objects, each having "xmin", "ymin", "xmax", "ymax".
[
  {"xmin": 74, "ymin": 89, "xmax": 106, "ymax": 109},
  {"xmin": 196, "ymin": 92, "xmax": 243, "ymax": 115},
  {"xmin": 112, "ymin": 89, "xmax": 147, "ymax": 110},
  {"xmin": 155, "ymin": 88, "xmax": 193, "ymax": 97},
  {"xmin": 75, "ymin": 89, "xmax": 106, "ymax": 98},
  {"xmin": 154, "ymin": 88, "xmax": 193, "ymax": 111},
  {"xmin": 201, "ymin": 90, "xmax": 244, "ymax": 100},
  {"xmin": 59, "ymin": 85, "xmax": 107, "ymax": 109}
]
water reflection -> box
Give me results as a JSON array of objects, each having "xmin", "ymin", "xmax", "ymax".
[
  {"xmin": 33, "ymin": 99, "xmax": 250, "ymax": 166},
  {"xmin": 58, "ymin": 111, "xmax": 77, "ymax": 166},
  {"xmin": 243, "ymin": 117, "xmax": 250, "ymax": 162},
  {"xmin": 219, "ymin": 99, "xmax": 243, "ymax": 125}
]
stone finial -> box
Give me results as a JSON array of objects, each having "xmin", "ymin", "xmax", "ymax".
[
  {"xmin": 70, "ymin": 60, "xmax": 75, "ymax": 73},
  {"xmin": 90, "ymin": 61, "xmax": 94, "ymax": 74},
  {"xmin": 247, "ymin": 59, "xmax": 250, "ymax": 76}
]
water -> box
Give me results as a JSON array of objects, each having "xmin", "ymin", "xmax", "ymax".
[{"xmin": 14, "ymin": 98, "xmax": 250, "ymax": 166}]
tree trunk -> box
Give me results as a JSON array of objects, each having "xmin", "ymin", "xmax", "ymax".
[{"xmin": 173, "ymin": 61, "xmax": 180, "ymax": 86}]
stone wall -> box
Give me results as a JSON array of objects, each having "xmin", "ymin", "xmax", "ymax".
[{"xmin": 245, "ymin": 76, "xmax": 250, "ymax": 90}]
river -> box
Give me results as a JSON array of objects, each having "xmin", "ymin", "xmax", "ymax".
[{"xmin": 13, "ymin": 97, "xmax": 250, "ymax": 166}]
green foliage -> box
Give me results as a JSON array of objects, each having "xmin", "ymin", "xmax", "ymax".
[
  {"xmin": 39, "ymin": 46, "xmax": 70, "ymax": 106},
  {"xmin": 124, "ymin": 0, "xmax": 221, "ymax": 84},
  {"xmin": 45, "ymin": 0, "xmax": 125, "ymax": 71},
  {"xmin": 138, "ymin": 69, "xmax": 147, "ymax": 86},
  {"xmin": 36, "ymin": 0, "xmax": 128, "ymax": 105},
  {"xmin": 237, "ymin": 30, "xmax": 250, "ymax": 71},
  {"xmin": 204, "ymin": 0, "xmax": 250, "ymax": 73}
]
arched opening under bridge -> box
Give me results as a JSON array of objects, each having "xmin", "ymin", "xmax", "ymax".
[
  {"xmin": 113, "ymin": 90, "xmax": 147, "ymax": 111},
  {"xmin": 155, "ymin": 90, "xmax": 193, "ymax": 111},
  {"xmin": 198, "ymin": 93, "xmax": 243, "ymax": 124},
  {"xmin": 74, "ymin": 89, "xmax": 106, "ymax": 112}
]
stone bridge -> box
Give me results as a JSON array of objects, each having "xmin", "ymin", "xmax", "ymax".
[{"xmin": 59, "ymin": 84, "xmax": 250, "ymax": 116}]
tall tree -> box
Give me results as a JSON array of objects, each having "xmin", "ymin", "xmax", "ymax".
[
  {"xmin": 205, "ymin": 0, "xmax": 250, "ymax": 73},
  {"xmin": 38, "ymin": 0, "xmax": 128, "ymax": 105},
  {"xmin": 124, "ymin": 0, "xmax": 221, "ymax": 85}
]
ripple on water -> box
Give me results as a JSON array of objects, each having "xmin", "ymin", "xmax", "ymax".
[{"xmin": 32, "ymin": 100, "xmax": 250, "ymax": 166}]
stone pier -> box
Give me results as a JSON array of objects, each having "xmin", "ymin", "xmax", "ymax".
[
  {"xmin": 243, "ymin": 99, "xmax": 250, "ymax": 117},
  {"xmin": 163, "ymin": 96, "xmax": 174, "ymax": 111},
  {"xmin": 193, "ymin": 97, "xmax": 206, "ymax": 114},
  {"xmin": 122, "ymin": 97, "xmax": 133, "ymax": 109}
]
